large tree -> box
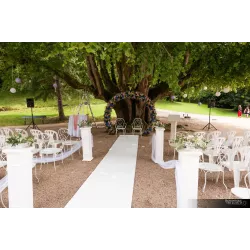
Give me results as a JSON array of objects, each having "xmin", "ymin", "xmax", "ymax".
[{"xmin": 1, "ymin": 42, "xmax": 250, "ymax": 124}]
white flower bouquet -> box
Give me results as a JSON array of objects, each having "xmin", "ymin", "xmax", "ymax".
[{"xmin": 170, "ymin": 132, "xmax": 209, "ymax": 150}]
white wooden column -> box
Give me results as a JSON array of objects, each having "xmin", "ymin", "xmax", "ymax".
[
  {"xmin": 168, "ymin": 114, "xmax": 181, "ymax": 140},
  {"xmin": 175, "ymin": 149, "xmax": 202, "ymax": 208},
  {"xmin": 152, "ymin": 127, "xmax": 165, "ymax": 163},
  {"xmin": 80, "ymin": 127, "xmax": 93, "ymax": 161},
  {"xmin": 3, "ymin": 147, "xmax": 34, "ymax": 208}
]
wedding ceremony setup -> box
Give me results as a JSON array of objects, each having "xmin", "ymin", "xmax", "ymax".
[{"xmin": 1, "ymin": 42, "xmax": 250, "ymax": 209}]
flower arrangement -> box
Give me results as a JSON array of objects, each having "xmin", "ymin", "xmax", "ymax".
[
  {"xmin": 6, "ymin": 133, "xmax": 34, "ymax": 147},
  {"xmin": 152, "ymin": 120, "xmax": 165, "ymax": 128},
  {"xmin": 104, "ymin": 91, "xmax": 157, "ymax": 135},
  {"xmin": 78, "ymin": 120, "xmax": 93, "ymax": 127},
  {"xmin": 171, "ymin": 133, "xmax": 209, "ymax": 150}
]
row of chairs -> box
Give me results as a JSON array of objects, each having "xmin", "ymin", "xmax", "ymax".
[{"xmin": 115, "ymin": 118, "xmax": 144, "ymax": 136}]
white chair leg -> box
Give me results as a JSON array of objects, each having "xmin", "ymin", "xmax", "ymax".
[
  {"xmin": 173, "ymin": 149, "xmax": 176, "ymax": 160},
  {"xmin": 216, "ymin": 172, "xmax": 220, "ymax": 183},
  {"xmin": 0, "ymin": 193, "xmax": 6, "ymax": 208},
  {"xmin": 203, "ymin": 171, "xmax": 208, "ymax": 193},
  {"xmin": 34, "ymin": 165, "xmax": 39, "ymax": 183},
  {"xmin": 222, "ymin": 171, "xmax": 227, "ymax": 190}
]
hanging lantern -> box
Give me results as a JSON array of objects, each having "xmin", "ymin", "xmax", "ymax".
[
  {"xmin": 15, "ymin": 78, "xmax": 21, "ymax": 84},
  {"xmin": 183, "ymin": 94, "xmax": 188, "ymax": 98},
  {"xmin": 223, "ymin": 87, "xmax": 230, "ymax": 93},
  {"xmin": 10, "ymin": 88, "xmax": 16, "ymax": 93},
  {"xmin": 203, "ymin": 86, "xmax": 207, "ymax": 90},
  {"xmin": 53, "ymin": 83, "xmax": 57, "ymax": 92},
  {"xmin": 215, "ymin": 91, "xmax": 221, "ymax": 97},
  {"xmin": 171, "ymin": 95, "xmax": 175, "ymax": 100}
]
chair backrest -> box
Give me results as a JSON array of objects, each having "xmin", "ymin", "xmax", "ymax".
[
  {"xmin": 115, "ymin": 118, "xmax": 126, "ymax": 128},
  {"xmin": 15, "ymin": 128, "xmax": 29, "ymax": 138},
  {"xmin": 0, "ymin": 129, "xmax": 4, "ymax": 136},
  {"xmin": 212, "ymin": 137, "xmax": 226, "ymax": 153},
  {"xmin": 0, "ymin": 135, "xmax": 6, "ymax": 149},
  {"xmin": 226, "ymin": 131, "xmax": 236, "ymax": 139},
  {"xmin": 232, "ymin": 136, "xmax": 244, "ymax": 149},
  {"xmin": 2, "ymin": 128, "xmax": 14, "ymax": 137},
  {"xmin": 132, "ymin": 118, "xmax": 143, "ymax": 128},
  {"xmin": 243, "ymin": 131, "xmax": 250, "ymax": 146},
  {"xmin": 207, "ymin": 131, "xmax": 221, "ymax": 141},
  {"xmin": 236, "ymin": 146, "xmax": 250, "ymax": 169},
  {"xmin": 58, "ymin": 128, "xmax": 70, "ymax": 141},
  {"xmin": 44, "ymin": 130, "xmax": 59, "ymax": 141},
  {"xmin": 30, "ymin": 129, "xmax": 43, "ymax": 140}
]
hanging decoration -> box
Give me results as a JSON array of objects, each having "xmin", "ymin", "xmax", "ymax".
[
  {"xmin": 183, "ymin": 94, "xmax": 188, "ymax": 98},
  {"xmin": 170, "ymin": 95, "xmax": 175, "ymax": 101},
  {"xmin": 203, "ymin": 86, "xmax": 207, "ymax": 90},
  {"xmin": 104, "ymin": 91, "xmax": 157, "ymax": 135},
  {"xmin": 10, "ymin": 88, "xmax": 16, "ymax": 93},
  {"xmin": 53, "ymin": 83, "xmax": 57, "ymax": 92},
  {"xmin": 15, "ymin": 77, "xmax": 21, "ymax": 84},
  {"xmin": 223, "ymin": 87, "xmax": 230, "ymax": 93},
  {"xmin": 215, "ymin": 91, "xmax": 221, "ymax": 97}
]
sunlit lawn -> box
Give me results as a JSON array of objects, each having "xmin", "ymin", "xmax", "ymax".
[
  {"xmin": 0, "ymin": 91, "xmax": 238, "ymax": 126},
  {"xmin": 155, "ymin": 100, "xmax": 237, "ymax": 117}
]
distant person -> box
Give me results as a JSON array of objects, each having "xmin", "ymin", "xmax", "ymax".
[
  {"xmin": 244, "ymin": 106, "xmax": 250, "ymax": 118},
  {"xmin": 238, "ymin": 105, "xmax": 242, "ymax": 118}
]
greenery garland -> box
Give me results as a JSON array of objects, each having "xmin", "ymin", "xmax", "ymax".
[{"xmin": 104, "ymin": 91, "xmax": 157, "ymax": 135}]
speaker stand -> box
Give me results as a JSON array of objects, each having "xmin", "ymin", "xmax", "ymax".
[
  {"xmin": 26, "ymin": 108, "xmax": 39, "ymax": 130},
  {"xmin": 202, "ymin": 106, "xmax": 217, "ymax": 130}
]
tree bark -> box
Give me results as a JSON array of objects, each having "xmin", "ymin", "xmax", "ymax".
[{"xmin": 54, "ymin": 77, "xmax": 66, "ymax": 121}]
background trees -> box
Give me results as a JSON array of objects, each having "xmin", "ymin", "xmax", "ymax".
[{"xmin": 1, "ymin": 42, "xmax": 250, "ymax": 123}]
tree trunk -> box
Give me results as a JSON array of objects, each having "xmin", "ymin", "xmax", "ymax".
[{"xmin": 55, "ymin": 77, "xmax": 66, "ymax": 121}]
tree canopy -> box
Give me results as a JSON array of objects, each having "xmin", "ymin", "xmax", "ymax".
[{"xmin": 1, "ymin": 42, "xmax": 250, "ymax": 123}]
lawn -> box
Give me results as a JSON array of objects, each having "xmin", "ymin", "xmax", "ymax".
[
  {"xmin": 155, "ymin": 100, "xmax": 236, "ymax": 117},
  {"xmin": 0, "ymin": 91, "xmax": 237, "ymax": 127}
]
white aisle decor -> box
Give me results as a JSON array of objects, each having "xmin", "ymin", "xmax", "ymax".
[
  {"xmin": 65, "ymin": 135, "xmax": 139, "ymax": 208},
  {"xmin": 80, "ymin": 124, "xmax": 93, "ymax": 161},
  {"xmin": 151, "ymin": 125, "xmax": 165, "ymax": 163},
  {"xmin": 3, "ymin": 147, "xmax": 34, "ymax": 208},
  {"xmin": 68, "ymin": 114, "xmax": 88, "ymax": 137},
  {"xmin": 168, "ymin": 114, "xmax": 181, "ymax": 140}
]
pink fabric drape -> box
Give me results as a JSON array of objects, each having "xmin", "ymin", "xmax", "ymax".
[{"xmin": 73, "ymin": 115, "xmax": 79, "ymax": 130}]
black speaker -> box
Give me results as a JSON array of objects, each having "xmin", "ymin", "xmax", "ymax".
[
  {"xmin": 26, "ymin": 98, "xmax": 34, "ymax": 108},
  {"xmin": 208, "ymin": 100, "xmax": 215, "ymax": 108}
]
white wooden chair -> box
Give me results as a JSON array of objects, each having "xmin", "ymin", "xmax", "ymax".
[
  {"xmin": 15, "ymin": 128, "xmax": 29, "ymax": 138},
  {"xmin": 199, "ymin": 149, "xmax": 228, "ymax": 192},
  {"xmin": 231, "ymin": 171, "xmax": 250, "ymax": 199},
  {"xmin": 132, "ymin": 118, "xmax": 143, "ymax": 136},
  {"xmin": 30, "ymin": 129, "xmax": 43, "ymax": 142},
  {"xmin": 115, "ymin": 118, "xmax": 127, "ymax": 136}
]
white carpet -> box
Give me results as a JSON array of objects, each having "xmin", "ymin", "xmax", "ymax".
[{"xmin": 65, "ymin": 135, "xmax": 139, "ymax": 208}]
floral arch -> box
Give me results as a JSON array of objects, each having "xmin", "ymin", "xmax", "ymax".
[{"xmin": 104, "ymin": 91, "xmax": 157, "ymax": 135}]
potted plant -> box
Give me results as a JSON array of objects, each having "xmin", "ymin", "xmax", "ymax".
[{"xmin": 6, "ymin": 133, "xmax": 34, "ymax": 148}]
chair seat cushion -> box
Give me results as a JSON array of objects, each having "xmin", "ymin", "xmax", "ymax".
[
  {"xmin": 199, "ymin": 162, "xmax": 223, "ymax": 172},
  {"xmin": 231, "ymin": 187, "xmax": 250, "ymax": 199}
]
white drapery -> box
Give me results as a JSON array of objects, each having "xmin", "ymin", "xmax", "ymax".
[{"xmin": 68, "ymin": 114, "xmax": 88, "ymax": 137}]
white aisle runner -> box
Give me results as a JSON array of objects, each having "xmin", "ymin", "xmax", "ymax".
[{"xmin": 65, "ymin": 135, "xmax": 139, "ymax": 208}]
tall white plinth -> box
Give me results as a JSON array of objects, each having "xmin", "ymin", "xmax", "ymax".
[
  {"xmin": 175, "ymin": 149, "xmax": 202, "ymax": 208},
  {"xmin": 80, "ymin": 127, "xmax": 93, "ymax": 161},
  {"xmin": 3, "ymin": 147, "xmax": 34, "ymax": 208},
  {"xmin": 168, "ymin": 114, "xmax": 181, "ymax": 140},
  {"xmin": 152, "ymin": 127, "xmax": 165, "ymax": 163}
]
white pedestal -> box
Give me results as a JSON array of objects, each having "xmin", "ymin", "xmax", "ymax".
[
  {"xmin": 80, "ymin": 127, "xmax": 93, "ymax": 161},
  {"xmin": 175, "ymin": 149, "xmax": 202, "ymax": 208},
  {"xmin": 168, "ymin": 114, "xmax": 181, "ymax": 140},
  {"xmin": 3, "ymin": 147, "xmax": 34, "ymax": 208},
  {"xmin": 152, "ymin": 127, "xmax": 165, "ymax": 163}
]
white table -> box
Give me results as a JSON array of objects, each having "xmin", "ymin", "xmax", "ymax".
[{"xmin": 68, "ymin": 114, "xmax": 88, "ymax": 137}]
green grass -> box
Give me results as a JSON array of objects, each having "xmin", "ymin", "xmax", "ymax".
[
  {"xmin": 0, "ymin": 91, "xmax": 114, "ymax": 126},
  {"xmin": 0, "ymin": 91, "xmax": 238, "ymax": 127},
  {"xmin": 155, "ymin": 100, "xmax": 236, "ymax": 117}
]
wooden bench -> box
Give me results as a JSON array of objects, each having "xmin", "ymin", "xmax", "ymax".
[{"xmin": 22, "ymin": 115, "xmax": 47, "ymax": 125}]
